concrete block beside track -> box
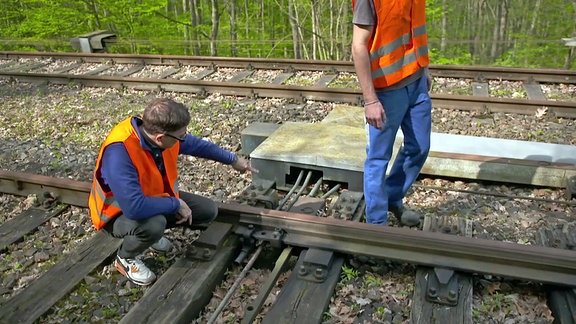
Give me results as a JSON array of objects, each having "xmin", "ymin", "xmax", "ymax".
[{"xmin": 246, "ymin": 105, "xmax": 576, "ymax": 190}]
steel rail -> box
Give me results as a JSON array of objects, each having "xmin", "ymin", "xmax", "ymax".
[
  {"xmin": 219, "ymin": 204, "xmax": 576, "ymax": 287},
  {"xmin": 2, "ymin": 51, "xmax": 576, "ymax": 83},
  {"xmin": 1, "ymin": 169, "xmax": 575, "ymax": 287},
  {"xmin": 0, "ymin": 51, "xmax": 356, "ymax": 72},
  {"xmin": 2, "ymin": 71, "xmax": 575, "ymax": 117}
]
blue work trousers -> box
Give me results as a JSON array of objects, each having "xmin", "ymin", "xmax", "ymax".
[{"xmin": 364, "ymin": 75, "xmax": 432, "ymax": 225}]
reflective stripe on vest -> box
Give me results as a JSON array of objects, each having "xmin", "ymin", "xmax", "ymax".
[
  {"xmin": 370, "ymin": 24, "xmax": 428, "ymax": 80},
  {"xmin": 356, "ymin": 0, "xmax": 429, "ymax": 88},
  {"xmin": 91, "ymin": 183, "xmax": 120, "ymax": 223}
]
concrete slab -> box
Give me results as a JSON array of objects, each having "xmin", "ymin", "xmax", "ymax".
[
  {"xmin": 323, "ymin": 105, "xmax": 576, "ymax": 164},
  {"xmin": 248, "ymin": 105, "xmax": 576, "ymax": 189},
  {"xmin": 250, "ymin": 121, "xmax": 367, "ymax": 190},
  {"xmin": 250, "ymin": 122, "xmax": 366, "ymax": 171},
  {"xmin": 240, "ymin": 122, "xmax": 281, "ymax": 156}
]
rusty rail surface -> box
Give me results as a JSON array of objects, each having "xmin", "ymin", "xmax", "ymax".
[
  {"xmin": 1, "ymin": 51, "xmax": 576, "ymax": 117},
  {"xmin": 1, "ymin": 169, "xmax": 575, "ymax": 287},
  {"xmin": 1, "ymin": 71, "xmax": 575, "ymax": 117},
  {"xmin": 2, "ymin": 51, "xmax": 576, "ymax": 83}
]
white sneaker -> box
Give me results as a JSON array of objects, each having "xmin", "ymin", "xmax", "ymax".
[
  {"xmin": 150, "ymin": 236, "xmax": 172, "ymax": 253},
  {"xmin": 115, "ymin": 255, "xmax": 156, "ymax": 286}
]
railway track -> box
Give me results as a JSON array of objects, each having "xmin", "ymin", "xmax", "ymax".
[
  {"xmin": 1, "ymin": 170, "xmax": 575, "ymax": 323},
  {"xmin": 1, "ymin": 51, "xmax": 575, "ymax": 322},
  {"xmin": 1, "ymin": 51, "xmax": 576, "ymax": 118}
]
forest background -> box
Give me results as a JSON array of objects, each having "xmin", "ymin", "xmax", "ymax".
[{"xmin": 1, "ymin": 0, "xmax": 575, "ymax": 69}]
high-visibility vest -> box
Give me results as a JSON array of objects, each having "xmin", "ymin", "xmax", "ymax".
[
  {"xmin": 354, "ymin": 0, "xmax": 429, "ymax": 88},
  {"xmin": 88, "ymin": 117, "xmax": 180, "ymax": 230}
]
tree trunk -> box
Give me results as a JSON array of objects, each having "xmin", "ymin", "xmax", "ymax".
[
  {"xmin": 189, "ymin": 0, "xmax": 201, "ymax": 55},
  {"xmin": 490, "ymin": 0, "xmax": 508, "ymax": 63},
  {"xmin": 226, "ymin": 0, "xmax": 237, "ymax": 56},
  {"xmin": 329, "ymin": 0, "xmax": 335, "ymax": 59},
  {"xmin": 564, "ymin": 0, "xmax": 576, "ymax": 69},
  {"xmin": 182, "ymin": 0, "xmax": 190, "ymax": 55},
  {"xmin": 210, "ymin": 0, "xmax": 219, "ymax": 56},
  {"xmin": 288, "ymin": 0, "xmax": 301, "ymax": 59},
  {"xmin": 440, "ymin": 0, "xmax": 447, "ymax": 53},
  {"xmin": 471, "ymin": 0, "xmax": 487, "ymax": 63},
  {"xmin": 311, "ymin": 0, "xmax": 318, "ymax": 59},
  {"xmin": 339, "ymin": 0, "xmax": 350, "ymax": 60}
]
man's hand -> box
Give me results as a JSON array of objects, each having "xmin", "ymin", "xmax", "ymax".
[
  {"xmin": 176, "ymin": 198, "xmax": 192, "ymax": 225},
  {"xmin": 232, "ymin": 155, "xmax": 259, "ymax": 173},
  {"xmin": 365, "ymin": 101, "xmax": 386, "ymax": 130}
]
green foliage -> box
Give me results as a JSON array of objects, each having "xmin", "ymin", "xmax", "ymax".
[
  {"xmin": 429, "ymin": 47, "xmax": 474, "ymax": 65},
  {"xmin": 0, "ymin": 0, "xmax": 574, "ymax": 68},
  {"xmin": 340, "ymin": 264, "xmax": 360, "ymax": 282},
  {"xmin": 364, "ymin": 274, "xmax": 383, "ymax": 286}
]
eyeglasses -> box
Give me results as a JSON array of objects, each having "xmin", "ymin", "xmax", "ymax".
[{"xmin": 163, "ymin": 131, "xmax": 187, "ymax": 142}]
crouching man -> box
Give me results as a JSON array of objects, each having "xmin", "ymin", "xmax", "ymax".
[{"xmin": 88, "ymin": 98, "xmax": 256, "ymax": 285}]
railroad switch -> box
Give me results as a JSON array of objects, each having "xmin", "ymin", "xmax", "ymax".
[
  {"xmin": 327, "ymin": 191, "xmax": 364, "ymax": 221},
  {"xmin": 297, "ymin": 248, "xmax": 335, "ymax": 283},
  {"xmin": 289, "ymin": 196, "xmax": 325, "ymax": 215},
  {"xmin": 237, "ymin": 179, "xmax": 278, "ymax": 209},
  {"xmin": 426, "ymin": 267, "xmax": 460, "ymax": 307},
  {"xmin": 234, "ymin": 224, "xmax": 285, "ymax": 263},
  {"xmin": 188, "ymin": 222, "xmax": 233, "ymax": 261}
]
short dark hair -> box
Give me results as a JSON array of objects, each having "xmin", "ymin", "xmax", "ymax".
[{"xmin": 142, "ymin": 98, "xmax": 191, "ymax": 134}]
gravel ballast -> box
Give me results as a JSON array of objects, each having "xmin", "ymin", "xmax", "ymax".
[{"xmin": 0, "ymin": 77, "xmax": 574, "ymax": 323}]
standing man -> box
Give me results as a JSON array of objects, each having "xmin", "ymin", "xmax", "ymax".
[
  {"xmin": 89, "ymin": 98, "xmax": 257, "ymax": 286},
  {"xmin": 351, "ymin": 0, "xmax": 432, "ymax": 226}
]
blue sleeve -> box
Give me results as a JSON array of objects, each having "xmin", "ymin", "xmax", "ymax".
[
  {"xmin": 100, "ymin": 143, "xmax": 180, "ymax": 220},
  {"xmin": 179, "ymin": 134, "xmax": 236, "ymax": 164}
]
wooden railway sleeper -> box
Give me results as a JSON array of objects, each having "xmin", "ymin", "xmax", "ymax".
[
  {"xmin": 187, "ymin": 221, "xmax": 233, "ymax": 261},
  {"xmin": 566, "ymin": 175, "xmax": 576, "ymax": 200}
]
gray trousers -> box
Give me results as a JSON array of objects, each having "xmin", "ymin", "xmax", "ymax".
[{"xmin": 103, "ymin": 191, "xmax": 218, "ymax": 258}]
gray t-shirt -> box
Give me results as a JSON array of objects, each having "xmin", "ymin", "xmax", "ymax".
[
  {"xmin": 352, "ymin": 0, "xmax": 376, "ymax": 25},
  {"xmin": 352, "ymin": 0, "xmax": 425, "ymax": 91}
]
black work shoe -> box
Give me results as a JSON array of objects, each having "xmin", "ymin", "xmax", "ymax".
[{"xmin": 389, "ymin": 206, "xmax": 421, "ymax": 227}]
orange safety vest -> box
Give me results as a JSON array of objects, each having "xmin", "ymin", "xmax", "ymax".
[
  {"xmin": 88, "ymin": 117, "xmax": 180, "ymax": 230},
  {"xmin": 354, "ymin": 0, "xmax": 429, "ymax": 88}
]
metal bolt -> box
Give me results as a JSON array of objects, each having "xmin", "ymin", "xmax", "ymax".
[
  {"xmin": 314, "ymin": 268, "xmax": 324, "ymax": 279},
  {"xmin": 298, "ymin": 265, "xmax": 308, "ymax": 276},
  {"xmin": 428, "ymin": 287, "xmax": 438, "ymax": 298},
  {"xmin": 203, "ymin": 248, "xmax": 211, "ymax": 258},
  {"xmin": 448, "ymin": 290, "xmax": 457, "ymax": 301}
]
